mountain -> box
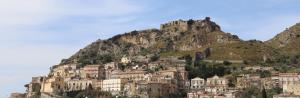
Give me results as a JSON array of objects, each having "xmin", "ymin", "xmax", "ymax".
[
  {"xmin": 61, "ymin": 17, "xmax": 280, "ymax": 65},
  {"xmin": 266, "ymin": 23, "xmax": 300, "ymax": 55}
]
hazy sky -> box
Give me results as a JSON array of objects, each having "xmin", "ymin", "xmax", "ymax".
[{"xmin": 1, "ymin": 0, "xmax": 300, "ymax": 97}]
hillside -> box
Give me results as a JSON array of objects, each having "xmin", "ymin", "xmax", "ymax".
[
  {"xmin": 61, "ymin": 17, "xmax": 280, "ymax": 65},
  {"xmin": 266, "ymin": 23, "xmax": 300, "ymax": 55}
]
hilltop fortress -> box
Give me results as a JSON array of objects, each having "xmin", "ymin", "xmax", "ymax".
[{"xmin": 160, "ymin": 17, "xmax": 221, "ymax": 33}]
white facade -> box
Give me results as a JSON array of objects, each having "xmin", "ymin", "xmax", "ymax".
[
  {"xmin": 190, "ymin": 77, "xmax": 205, "ymax": 89},
  {"xmin": 102, "ymin": 79, "xmax": 127, "ymax": 92}
]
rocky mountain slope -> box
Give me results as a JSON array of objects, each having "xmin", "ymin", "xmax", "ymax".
[
  {"xmin": 61, "ymin": 17, "xmax": 282, "ymax": 65},
  {"xmin": 266, "ymin": 23, "xmax": 300, "ymax": 55}
]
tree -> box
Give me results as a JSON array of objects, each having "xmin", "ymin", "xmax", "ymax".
[
  {"xmin": 223, "ymin": 60, "xmax": 232, "ymax": 66},
  {"xmin": 262, "ymin": 87, "xmax": 267, "ymax": 98},
  {"xmin": 150, "ymin": 54, "xmax": 160, "ymax": 62},
  {"xmin": 260, "ymin": 70, "xmax": 271, "ymax": 78}
]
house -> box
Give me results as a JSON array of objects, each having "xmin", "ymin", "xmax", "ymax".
[
  {"xmin": 205, "ymin": 75, "xmax": 228, "ymax": 94},
  {"xmin": 102, "ymin": 78, "xmax": 128, "ymax": 95},
  {"xmin": 190, "ymin": 77, "xmax": 205, "ymax": 89},
  {"xmin": 272, "ymin": 73, "xmax": 300, "ymax": 88},
  {"xmin": 206, "ymin": 75, "xmax": 228, "ymax": 86},
  {"xmin": 81, "ymin": 65, "xmax": 105, "ymax": 79}
]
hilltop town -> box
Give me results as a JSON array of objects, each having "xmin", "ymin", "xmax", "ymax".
[{"xmin": 10, "ymin": 17, "xmax": 300, "ymax": 98}]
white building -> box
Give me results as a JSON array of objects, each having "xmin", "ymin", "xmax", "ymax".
[
  {"xmin": 102, "ymin": 79, "xmax": 128, "ymax": 92},
  {"xmin": 190, "ymin": 77, "xmax": 205, "ymax": 89}
]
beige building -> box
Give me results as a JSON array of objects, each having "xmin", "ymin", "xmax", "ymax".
[
  {"xmin": 102, "ymin": 79, "xmax": 128, "ymax": 92},
  {"xmin": 50, "ymin": 64, "xmax": 77, "ymax": 78},
  {"xmin": 272, "ymin": 73, "xmax": 300, "ymax": 87},
  {"xmin": 121, "ymin": 56, "xmax": 131, "ymax": 64},
  {"xmin": 65, "ymin": 79, "xmax": 93, "ymax": 91},
  {"xmin": 205, "ymin": 75, "xmax": 228, "ymax": 94},
  {"xmin": 111, "ymin": 70, "xmax": 146, "ymax": 81},
  {"xmin": 92, "ymin": 80, "xmax": 103, "ymax": 90},
  {"xmin": 81, "ymin": 65, "xmax": 105, "ymax": 79},
  {"xmin": 190, "ymin": 77, "xmax": 205, "ymax": 89},
  {"xmin": 283, "ymin": 82, "xmax": 300, "ymax": 95},
  {"xmin": 206, "ymin": 75, "xmax": 228, "ymax": 86},
  {"xmin": 40, "ymin": 76, "xmax": 65, "ymax": 93}
]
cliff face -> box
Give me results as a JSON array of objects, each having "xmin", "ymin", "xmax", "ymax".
[
  {"xmin": 61, "ymin": 17, "xmax": 280, "ymax": 65},
  {"xmin": 266, "ymin": 23, "xmax": 300, "ymax": 55}
]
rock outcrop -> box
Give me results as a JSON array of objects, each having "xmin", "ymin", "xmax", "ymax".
[{"xmin": 61, "ymin": 17, "xmax": 280, "ymax": 65}]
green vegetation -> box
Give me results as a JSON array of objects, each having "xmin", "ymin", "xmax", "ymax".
[
  {"xmin": 186, "ymin": 59, "xmax": 231, "ymax": 79},
  {"xmin": 240, "ymin": 86, "xmax": 282, "ymax": 98}
]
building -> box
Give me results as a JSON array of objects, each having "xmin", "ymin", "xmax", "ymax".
[
  {"xmin": 190, "ymin": 77, "xmax": 205, "ymax": 89},
  {"xmin": 205, "ymin": 75, "xmax": 228, "ymax": 94},
  {"xmin": 65, "ymin": 79, "xmax": 93, "ymax": 91},
  {"xmin": 40, "ymin": 76, "xmax": 65, "ymax": 93},
  {"xmin": 50, "ymin": 64, "xmax": 77, "ymax": 78},
  {"xmin": 24, "ymin": 76, "xmax": 44, "ymax": 98},
  {"xmin": 81, "ymin": 65, "xmax": 105, "ymax": 79},
  {"xmin": 10, "ymin": 93, "xmax": 25, "ymax": 98},
  {"xmin": 102, "ymin": 79, "xmax": 128, "ymax": 93},
  {"xmin": 283, "ymin": 82, "xmax": 300, "ymax": 95},
  {"xmin": 121, "ymin": 56, "xmax": 131, "ymax": 64},
  {"xmin": 206, "ymin": 75, "xmax": 228, "ymax": 86},
  {"xmin": 236, "ymin": 75, "xmax": 249, "ymax": 89},
  {"xmin": 111, "ymin": 70, "xmax": 147, "ymax": 81},
  {"xmin": 129, "ymin": 81, "xmax": 177, "ymax": 98},
  {"xmin": 205, "ymin": 85, "xmax": 228, "ymax": 94},
  {"xmin": 104, "ymin": 62, "xmax": 117, "ymax": 70},
  {"xmin": 272, "ymin": 73, "xmax": 300, "ymax": 87},
  {"xmin": 187, "ymin": 91, "xmax": 226, "ymax": 98},
  {"xmin": 92, "ymin": 80, "xmax": 103, "ymax": 90},
  {"xmin": 160, "ymin": 19, "xmax": 189, "ymax": 32}
]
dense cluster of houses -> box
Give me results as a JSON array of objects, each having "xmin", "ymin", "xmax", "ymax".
[{"xmin": 13, "ymin": 56, "xmax": 300, "ymax": 98}]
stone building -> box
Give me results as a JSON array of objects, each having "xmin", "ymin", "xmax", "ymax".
[
  {"xmin": 50, "ymin": 64, "xmax": 77, "ymax": 78},
  {"xmin": 40, "ymin": 76, "xmax": 65, "ymax": 93},
  {"xmin": 128, "ymin": 81, "xmax": 177, "ymax": 98},
  {"xmin": 272, "ymin": 73, "xmax": 300, "ymax": 88},
  {"xmin": 102, "ymin": 79, "xmax": 128, "ymax": 94},
  {"xmin": 205, "ymin": 75, "xmax": 228, "ymax": 94},
  {"xmin": 81, "ymin": 65, "xmax": 105, "ymax": 79},
  {"xmin": 110, "ymin": 70, "xmax": 147, "ymax": 81},
  {"xmin": 65, "ymin": 79, "xmax": 93, "ymax": 91},
  {"xmin": 283, "ymin": 82, "xmax": 300, "ymax": 95},
  {"xmin": 160, "ymin": 19, "xmax": 189, "ymax": 32},
  {"xmin": 206, "ymin": 75, "xmax": 228, "ymax": 86},
  {"xmin": 190, "ymin": 77, "xmax": 205, "ymax": 89}
]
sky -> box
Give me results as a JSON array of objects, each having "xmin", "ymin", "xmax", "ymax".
[{"xmin": 1, "ymin": 0, "xmax": 300, "ymax": 97}]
